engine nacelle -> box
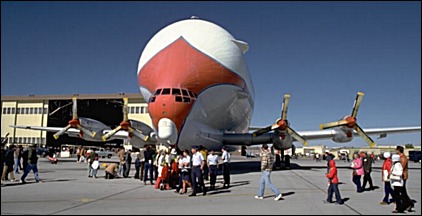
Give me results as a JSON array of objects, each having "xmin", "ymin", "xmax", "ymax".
[
  {"xmin": 272, "ymin": 132, "xmax": 293, "ymax": 150},
  {"xmin": 331, "ymin": 128, "xmax": 353, "ymax": 143}
]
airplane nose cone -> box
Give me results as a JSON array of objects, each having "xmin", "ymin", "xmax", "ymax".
[{"xmin": 158, "ymin": 118, "xmax": 178, "ymax": 144}]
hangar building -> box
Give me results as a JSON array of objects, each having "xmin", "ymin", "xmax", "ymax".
[{"xmin": 1, "ymin": 93, "xmax": 152, "ymax": 148}]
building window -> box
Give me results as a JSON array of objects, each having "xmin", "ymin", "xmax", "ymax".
[
  {"xmin": 25, "ymin": 108, "xmax": 29, "ymax": 114},
  {"xmin": 11, "ymin": 108, "xmax": 15, "ymax": 114},
  {"xmin": 145, "ymin": 107, "xmax": 149, "ymax": 114},
  {"xmin": 130, "ymin": 107, "xmax": 135, "ymax": 114},
  {"xmin": 29, "ymin": 108, "xmax": 34, "ymax": 114},
  {"xmin": 43, "ymin": 108, "xmax": 48, "ymax": 115},
  {"xmin": 34, "ymin": 108, "xmax": 38, "ymax": 114},
  {"xmin": 2, "ymin": 108, "xmax": 6, "ymax": 114},
  {"xmin": 16, "ymin": 108, "xmax": 20, "ymax": 114},
  {"xmin": 32, "ymin": 137, "xmax": 36, "ymax": 144},
  {"xmin": 38, "ymin": 108, "xmax": 42, "ymax": 114},
  {"xmin": 18, "ymin": 137, "xmax": 22, "ymax": 144},
  {"xmin": 135, "ymin": 107, "xmax": 140, "ymax": 114},
  {"xmin": 7, "ymin": 107, "xmax": 11, "ymax": 114},
  {"xmin": 23, "ymin": 137, "xmax": 27, "ymax": 144},
  {"xmin": 141, "ymin": 107, "xmax": 145, "ymax": 114}
]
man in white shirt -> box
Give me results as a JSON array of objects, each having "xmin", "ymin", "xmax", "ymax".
[
  {"xmin": 221, "ymin": 146, "xmax": 231, "ymax": 188},
  {"xmin": 189, "ymin": 146, "xmax": 207, "ymax": 196},
  {"xmin": 207, "ymin": 149, "xmax": 219, "ymax": 190}
]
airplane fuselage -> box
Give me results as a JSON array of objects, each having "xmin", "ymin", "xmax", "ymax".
[{"xmin": 137, "ymin": 18, "xmax": 254, "ymax": 151}]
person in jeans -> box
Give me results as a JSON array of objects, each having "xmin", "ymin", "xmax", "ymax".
[
  {"xmin": 380, "ymin": 152, "xmax": 395, "ymax": 205},
  {"xmin": 324, "ymin": 158, "xmax": 344, "ymax": 205},
  {"xmin": 143, "ymin": 145, "xmax": 154, "ymax": 185},
  {"xmin": 20, "ymin": 144, "xmax": 40, "ymax": 184},
  {"xmin": 255, "ymin": 144, "xmax": 283, "ymax": 201},
  {"xmin": 351, "ymin": 153, "xmax": 364, "ymax": 193}
]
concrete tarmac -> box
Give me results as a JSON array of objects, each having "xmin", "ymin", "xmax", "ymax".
[{"xmin": 1, "ymin": 155, "xmax": 420, "ymax": 215}]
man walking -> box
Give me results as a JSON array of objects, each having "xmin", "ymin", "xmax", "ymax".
[
  {"xmin": 255, "ymin": 144, "xmax": 283, "ymax": 201},
  {"xmin": 21, "ymin": 144, "xmax": 41, "ymax": 183},
  {"xmin": 362, "ymin": 152, "xmax": 374, "ymax": 191},
  {"xmin": 396, "ymin": 146, "xmax": 414, "ymax": 211}
]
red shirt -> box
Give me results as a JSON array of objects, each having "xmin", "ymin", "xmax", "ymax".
[{"xmin": 326, "ymin": 160, "xmax": 339, "ymax": 184}]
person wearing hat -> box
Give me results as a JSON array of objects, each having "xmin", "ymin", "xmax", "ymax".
[
  {"xmin": 390, "ymin": 154, "xmax": 411, "ymax": 213},
  {"xmin": 20, "ymin": 144, "xmax": 40, "ymax": 184},
  {"xmin": 380, "ymin": 152, "xmax": 395, "ymax": 205}
]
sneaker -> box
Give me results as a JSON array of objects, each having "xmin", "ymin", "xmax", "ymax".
[
  {"xmin": 255, "ymin": 196, "xmax": 263, "ymax": 200},
  {"xmin": 274, "ymin": 194, "xmax": 283, "ymax": 201},
  {"xmin": 380, "ymin": 201, "xmax": 388, "ymax": 205},
  {"xmin": 20, "ymin": 180, "xmax": 26, "ymax": 184}
]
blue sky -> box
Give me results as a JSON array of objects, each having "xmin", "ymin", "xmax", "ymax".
[{"xmin": 2, "ymin": 1, "xmax": 420, "ymax": 147}]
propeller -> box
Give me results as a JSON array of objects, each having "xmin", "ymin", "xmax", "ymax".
[
  {"xmin": 53, "ymin": 97, "xmax": 96, "ymax": 139},
  {"xmin": 252, "ymin": 94, "xmax": 308, "ymax": 146},
  {"xmin": 102, "ymin": 98, "xmax": 149, "ymax": 142},
  {"xmin": 319, "ymin": 92, "xmax": 376, "ymax": 147}
]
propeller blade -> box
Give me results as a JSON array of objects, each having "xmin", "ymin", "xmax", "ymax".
[
  {"xmin": 76, "ymin": 124, "xmax": 96, "ymax": 138},
  {"xmin": 286, "ymin": 126, "xmax": 308, "ymax": 146},
  {"xmin": 53, "ymin": 124, "xmax": 72, "ymax": 139},
  {"xmin": 102, "ymin": 126, "xmax": 122, "ymax": 141},
  {"xmin": 72, "ymin": 97, "xmax": 78, "ymax": 120},
  {"xmin": 128, "ymin": 127, "xmax": 149, "ymax": 141},
  {"xmin": 252, "ymin": 126, "xmax": 272, "ymax": 137},
  {"xmin": 320, "ymin": 119, "xmax": 349, "ymax": 130},
  {"xmin": 351, "ymin": 92, "xmax": 364, "ymax": 118},
  {"xmin": 123, "ymin": 98, "xmax": 129, "ymax": 122},
  {"xmin": 281, "ymin": 94, "xmax": 290, "ymax": 120},
  {"xmin": 354, "ymin": 124, "xmax": 376, "ymax": 147}
]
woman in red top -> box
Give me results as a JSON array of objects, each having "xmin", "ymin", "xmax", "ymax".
[
  {"xmin": 325, "ymin": 159, "xmax": 344, "ymax": 205},
  {"xmin": 380, "ymin": 152, "xmax": 395, "ymax": 205}
]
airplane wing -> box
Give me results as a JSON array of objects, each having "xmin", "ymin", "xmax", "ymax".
[
  {"xmin": 11, "ymin": 125, "xmax": 129, "ymax": 142},
  {"xmin": 11, "ymin": 125, "xmax": 81, "ymax": 135},
  {"xmin": 298, "ymin": 126, "xmax": 421, "ymax": 140},
  {"xmin": 226, "ymin": 126, "xmax": 421, "ymax": 148}
]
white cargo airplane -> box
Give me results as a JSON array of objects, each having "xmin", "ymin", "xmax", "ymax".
[{"xmin": 12, "ymin": 17, "xmax": 421, "ymax": 151}]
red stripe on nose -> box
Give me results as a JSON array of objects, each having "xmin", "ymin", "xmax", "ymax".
[{"xmin": 138, "ymin": 37, "xmax": 246, "ymax": 131}]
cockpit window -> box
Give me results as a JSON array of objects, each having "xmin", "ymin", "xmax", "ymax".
[
  {"xmin": 188, "ymin": 91, "xmax": 195, "ymax": 98},
  {"xmin": 150, "ymin": 97, "xmax": 156, "ymax": 103},
  {"xmin": 154, "ymin": 89, "xmax": 162, "ymax": 95},
  {"xmin": 181, "ymin": 89, "xmax": 189, "ymax": 97},
  {"xmin": 162, "ymin": 88, "xmax": 171, "ymax": 95},
  {"xmin": 172, "ymin": 88, "xmax": 181, "ymax": 95},
  {"xmin": 175, "ymin": 96, "xmax": 183, "ymax": 102},
  {"xmin": 183, "ymin": 97, "xmax": 191, "ymax": 103}
]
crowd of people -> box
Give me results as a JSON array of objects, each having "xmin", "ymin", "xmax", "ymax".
[
  {"xmin": 99, "ymin": 145, "xmax": 232, "ymax": 197},
  {"xmin": 332, "ymin": 145, "xmax": 415, "ymax": 213},
  {"xmin": 1, "ymin": 141, "xmax": 417, "ymax": 212}
]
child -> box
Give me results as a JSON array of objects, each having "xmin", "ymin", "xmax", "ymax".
[
  {"xmin": 91, "ymin": 154, "xmax": 99, "ymax": 178},
  {"xmin": 325, "ymin": 159, "xmax": 344, "ymax": 205}
]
